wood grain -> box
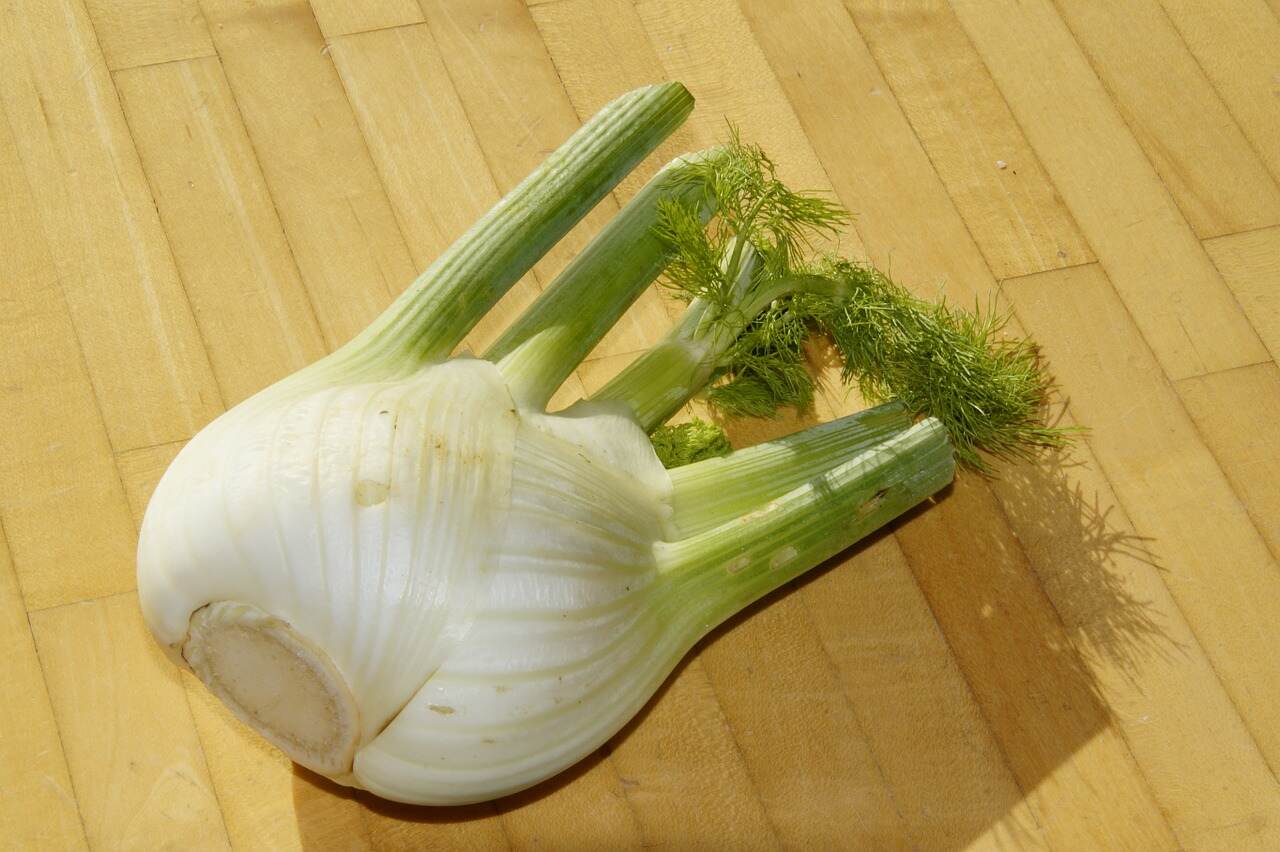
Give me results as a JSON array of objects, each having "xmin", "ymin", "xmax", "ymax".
[
  {"xmin": 0, "ymin": 526, "xmax": 87, "ymax": 850},
  {"xmin": 0, "ymin": 92, "xmax": 139, "ymax": 611},
  {"xmin": 82, "ymin": 0, "xmax": 214, "ymax": 70},
  {"xmin": 844, "ymin": 0, "xmax": 1095, "ymax": 280},
  {"xmin": 200, "ymin": 0, "xmax": 415, "ymax": 351},
  {"xmin": 950, "ymin": 0, "xmax": 1268, "ymax": 381},
  {"xmin": 1159, "ymin": 0, "xmax": 1280, "ymax": 188},
  {"xmin": 4, "ymin": 0, "xmax": 1280, "ymax": 848},
  {"xmin": 0, "ymin": 0, "xmax": 223, "ymax": 452},
  {"xmin": 1049, "ymin": 0, "xmax": 1280, "ymax": 239},
  {"xmin": 116, "ymin": 55, "xmax": 327, "ymax": 406},
  {"xmin": 1204, "ymin": 226, "xmax": 1280, "ymax": 361},
  {"xmin": 30, "ymin": 593, "xmax": 230, "ymax": 850}
]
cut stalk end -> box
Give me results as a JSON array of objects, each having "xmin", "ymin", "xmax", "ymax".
[{"xmin": 183, "ymin": 602, "xmax": 360, "ymax": 777}]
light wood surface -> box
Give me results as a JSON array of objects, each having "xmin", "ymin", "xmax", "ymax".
[{"xmin": 2, "ymin": 1, "xmax": 1277, "ymax": 849}]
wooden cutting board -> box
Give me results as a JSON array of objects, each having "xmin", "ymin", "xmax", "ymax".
[{"xmin": 2, "ymin": 0, "xmax": 1279, "ymax": 849}]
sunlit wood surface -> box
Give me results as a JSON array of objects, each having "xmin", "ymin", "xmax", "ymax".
[{"xmin": 3, "ymin": 0, "xmax": 1279, "ymax": 849}]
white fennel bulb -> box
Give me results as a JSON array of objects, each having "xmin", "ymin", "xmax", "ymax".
[
  {"xmin": 138, "ymin": 82, "xmax": 1065, "ymax": 806},
  {"xmin": 140, "ymin": 357, "xmax": 677, "ymax": 801}
]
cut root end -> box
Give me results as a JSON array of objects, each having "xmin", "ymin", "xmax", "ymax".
[{"xmin": 183, "ymin": 602, "xmax": 359, "ymax": 776}]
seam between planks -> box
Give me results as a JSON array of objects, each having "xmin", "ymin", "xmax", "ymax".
[
  {"xmin": 1048, "ymin": 0, "xmax": 1280, "ymax": 242},
  {"xmin": 842, "ymin": 0, "xmax": 1103, "ymax": 281},
  {"xmin": 1203, "ymin": 222, "xmax": 1280, "ymax": 245},
  {"xmin": 1155, "ymin": 0, "xmax": 1280, "ymax": 190},
  {"xmin": 195, "ymin": 0, "xmax": 397, "ymax": 354},
  {"xmin": 0, "ymin": 74, "xmax": 144, "ymax": 615},
  {"xmin": 0, "ymin": 515, "xmax": 94, "ymax": 850}
]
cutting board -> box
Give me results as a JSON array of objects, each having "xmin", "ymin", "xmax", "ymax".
[{"xmin": 3, "ymin": 0, "xmax": 1279, "ymax": 849}]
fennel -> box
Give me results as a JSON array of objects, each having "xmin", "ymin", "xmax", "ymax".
[{"xmin": 137, "ymin": 82, "xmax": 1070, "ymax": 806}]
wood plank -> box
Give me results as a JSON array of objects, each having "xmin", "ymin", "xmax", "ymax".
[
  {"xmin": 200, "ymin": 0, "xmax": 417, "ymax": 350},
  {"xmin": 358, "ymin": 797, "xmax": 508, "ymax": 852},
  {"xmin": 30, "ymin": 593, "xmax": 230, "ymax": 850},
  {"xmin": 0, "ymin": 0, "xmax": 224, "ymax": 452},
  {"xmin": 603, "ymin": 662, "xmax": 782, "ymax": 851},
  {"xmin": 0, "ymin": 526, "xmax": 88, "ymax": 850},
  {"xmin": 0, "ymin": 98, "xmax": 138, "ymax": 611},
  {"xmin": 307, "ymin": 0, "xmax": 423, "ymax": 39},
  {"xmin": 989, "ymin": 431, "xmax": 1280, "ymax": 852},
  {"xmin": 1049, "ymin": 0, "xmax": 1280, "ymax": 239},
  {"xmin": 731, "ymin": 0, "xmax": 985, "ymax": 290},
  {"xmin": 494, "ymin": 754, "xmax": 641, "ymax": 851},
  {"xmin": 696, "ymin": 592, "xmax": 914, "ymax": 850},
  {"xmin": 1159, "ymin": 0, "xmax": 1280, "ymax": 188},
  {"xmin": 116, "ymin": 56, "xmax": 327, "ymax": 406},
  {"xmin": 803, "ymin": 535, "xmax": 1049, "ymax": 851},
  {"xmin": 326, "ymin": 23, "xmax": 540, "ymax": 355},
  {"xmin": 418, "ymin": 0, "xmax": 674, "ymax": 366},
  {"xmin": 949, "ymin": 0, "xmax": 1268, "ymax": 380},
  {"xmin": 82, "ymin": 0, "xmax": 214, "ymax": 70},
  {"xmin": 1177, "ymin": 363, "xmax": 1280, "ymax": 562},
  {"xmin": 1004, "ymin": 262, "xmax": 1280, "ymax": 801},
  {"xmin": 1203, "ymin": 226, "xmax": 1280, "ymax": 361},
  {"xmin": 844, "ymin": 0, "xmax": 1096, "ymax": 279}
]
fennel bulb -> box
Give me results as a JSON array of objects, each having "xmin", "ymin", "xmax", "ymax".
[{"xmin": 138, "ymin": 83, "xmax": 1066, "ymax": 805}]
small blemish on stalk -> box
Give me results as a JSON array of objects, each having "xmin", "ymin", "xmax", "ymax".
[
  {"xmin": 355, "ymin": 479, "xmax": 389, "ymax": 506},
  {"xmin": 725, "ymin": 555, "xmax": 750, "ymax": 575},
  {"xmin": 428, "ymin": 704, "xmax": 456, "ymax": 715},
  {"xmin": 857, "ymin": 487, "xmax": 890, "ymax": 518},
  {"xmin": 770, "ymin": 546, "xmax": 798, "ymax": 570}
]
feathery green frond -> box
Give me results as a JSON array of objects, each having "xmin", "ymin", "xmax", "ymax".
[
  {"xmin": 597, "ymin": 124, "xmax": 1077, "ymax": 471},
  {"xmin": 707, "ymin": 295, "xmax": 818, "ymax": 417},
  {"xmin": 656, "ymin": 128, "xmax": 846, "ymax": 314},
  {"xmin": 817, "ymin": 259, "xmax": 1080, "ymax": 471},
  {"xmin": 650, "ymin": 418, "xmax": 733, "ymax": 468}
]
